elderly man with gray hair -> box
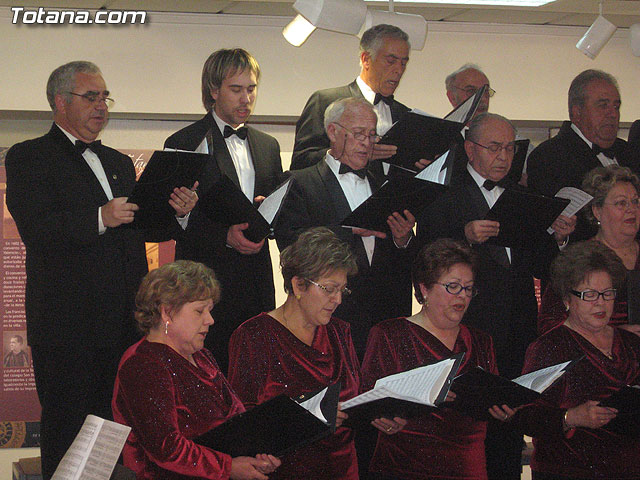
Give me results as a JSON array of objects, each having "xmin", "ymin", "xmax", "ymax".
[
  {"xmin": 528, "ymin": 69, "xmax": 640, "ymax": 242},
  {"xmin": 291, "ymin": 24, "xmax": 412, "ymax": 171},
  {"xmin": 419, "ymin": 112, "xmax": 575, "ymax": 480},
  {"xmin": 276, "ymin": 97, "xmax": 415, "ymax": 359},
  {"xmin": 445, "ymin": 63, "xmax": 494, "ymax": 118}
]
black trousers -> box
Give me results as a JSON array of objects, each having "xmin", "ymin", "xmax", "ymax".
[{"xmin": 32, "ymin": 345, "xmax": 124, "ymax": 480}]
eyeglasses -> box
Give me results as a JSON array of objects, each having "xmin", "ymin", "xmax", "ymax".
[
  {"xmin": 453, "ymin": 85, "xmax": 496, "ymax": 98},
  {"xmin": 570, "ymin": 289, "xmax": 617, "ymax": 302},
  {"xmin": 439, "ymin": 282, "xmax": 478, "ymax": 298},
  {"xmin": 67, "ymin": 91, "xmax": 115, "ymax": 109},
  {"xmin": 334, "ymin": 123, "xmax": 381, "ymax": 143},
  {"xmin": 468, "ymin": 140, "xmax": 516, "ymax": 154},
  {"xmin": 603, "ymin": 197, "xmax": 640, "ymax": 210},
  {"xmin": 305, "ymin": 278, "xmax": 351, "ymax": 297}
]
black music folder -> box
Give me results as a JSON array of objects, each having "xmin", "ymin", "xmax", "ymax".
[
  {"xmin": 340, "ymin": 175, "xmax": 447, "ymax": 232},
  {"xmin": 627, "ymin": 271, "xmax": 640, "ymax": 325},
  {"xmin": 379, "ymin": 112, "xmax": 464, "ymax": 172},
  {"xmin": 199, "ymin": 174, "xmax": 291, "ymax": 243},
  {"xmin": 600, "ymin": 385, "xmax": 640, "ymax": 438},
  {"xmin": 484, "ymin": 189, "xmax": 570, "ymax": 248},
  {"xmin": 503, "ymin": 138, "xmax": 530, "ymax": 185},
  {"xmin": 127, "ymin": 150, "xmax": 207, "ymax": 229},
  {"xmin": 449, "ymin": 359, "xmax": 575, "ymax": 420},
  {"xmin": 341, "ymin": 353, "xmax": 464, "ymax": 426},
  {"xmin": 443, "ymin": 84, "xmax": 489, "ymax": 125},
  {"xmin": 195, "ymin": 383, "xmax": 340, "ymax": 457}
]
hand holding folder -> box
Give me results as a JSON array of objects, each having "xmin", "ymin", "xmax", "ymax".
[
  {"xmin": 599, "ymin": 385, "xmax": 640, "ymax": 438},
  {"xmin": 195, "ymin": 383, "xmax": 340, "ymax": 457}
]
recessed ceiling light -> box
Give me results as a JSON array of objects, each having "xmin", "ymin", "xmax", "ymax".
[{"xmin": 364, "ymin": 0, "xmax": 555, "ymax": 6}]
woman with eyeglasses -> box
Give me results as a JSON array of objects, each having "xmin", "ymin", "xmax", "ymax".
[
  {"xmin": 538, "ymin": 165, "xmax": 640, "ymax": 336},
  {"xmin": 228, "ymin": 227, "xmax": 405, "ymax": 480},
  {"xmin": 360, "ymin": 238, "xmax": 511, "ymax": 480},
  {"xmin": 513, "ymin": 240, "xmax": 640, "ymax": 479}
]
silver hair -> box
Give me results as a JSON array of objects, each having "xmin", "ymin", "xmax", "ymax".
[
  {"xmin": 323, "ymin": 97, "xmax": 377, "ymax": 133},
  {"xmin": 445, "ymin": 63, "xmax": 486, "ymax": 92},
  {"xmin": 568, "ymin": 69, "xmax": 619, "ymax": 116},
  {"xmin": 46, "ymin": 61, "xmax": 101, "ymax": 111},
  {"xmin": 466, "ymin": 112, "xmax": 516, "ymax": 143},
  {"xmin": 359, "ymin": 24, "xmax": 410, "ymax": 62}
]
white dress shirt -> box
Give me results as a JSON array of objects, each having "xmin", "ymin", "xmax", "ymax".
[
  {"xmin": 356, "ymin": 76, "xmax": 393, "ymax": 136},
  {"xmin": 196, "ymin": 110, "xmax": 256, "ymax": 202},
  {"xmin": 58, "ymin": 124, "xmax": 113, "ymax": 234},
  {"xmin": 325, "ymin": 153, "xmax": 375, "ymax": 265},
  {"xmin": 467, "ymin": 163, "xmax": 511, "ymax": 262},
  {"xmin": 571, "ymin": 123, "xmax": 618, "ymax": 167}
]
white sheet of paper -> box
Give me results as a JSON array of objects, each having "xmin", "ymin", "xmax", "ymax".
[
  {"xmin": 513, "ymin": 360, "xmax": 572, "ymax": 393},
  {"xmin": 298, "ymin": 386, "xmax": 328, "ymax": 424},
  {"xmin": 415, "ymin": 152, "xmax": 449, "ymax": 185},
  {"xmin": 547, "ymin": 187, "xmax": 593, "ymax": 234},
  {"xmin": 258, "ymin": 179, "xmax": 291, "ymax": 224}
]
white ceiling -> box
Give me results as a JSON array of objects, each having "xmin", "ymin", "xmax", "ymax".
[{"xmin": 2, "ymin": 1, "xmax": 639, "ymax": 27}]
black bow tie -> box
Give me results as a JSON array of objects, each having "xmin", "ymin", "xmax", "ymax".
[
  {"xmin": 223, "ymin": 125, "xmax": 248, "ymax": 140},
  {"xmin": 75, "ymin": 139, "xmax": 102, "ymax": 154},
  {"xmin": 592, "ymin": 143, "xmax": 616, "ymax": 159},
  {"xmin": 483, "ymin": 178, "xmax": 509, "ymax": 191},
  {"xmin": 339, "ymin": 163, "xmax": 368, "ymax": 179},
  {"xmin": 373, "ymin": 93, "xmax": 394, "ymax": 106}
]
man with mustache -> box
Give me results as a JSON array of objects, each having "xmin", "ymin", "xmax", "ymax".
[
  {"xmin": 6, "ymin": 61, "xmax": 190, "ymax": 479},
  {"xmin": 418, "ymin": 113, "xmax": 574, "ymax": 480},
  {"xmin": 528, "ymin": 69, "xmax": 640, "ymax": 240},
  {"xmin": 164, "ymin": 48, "xmax": 283, "ymax": 375},
  {"xmin": 291, "ymin": 24, "xmax": 411, "ymax": 171}
]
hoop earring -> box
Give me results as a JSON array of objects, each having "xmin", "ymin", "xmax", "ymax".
[{"xmin": 165, "ymin": 321, "xmax": 169, "ymax": 335}]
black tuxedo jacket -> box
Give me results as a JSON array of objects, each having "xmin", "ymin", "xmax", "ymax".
[
  {"xmin": 5, "ymin": 124, "xmax": 149, "ymax": 348},
  {"xmin": 291, "ymin": 80, "xmax": 410, "ymax": 170},
  {"xmin": 274, "ymin": 159, "xmax": 414, "ymax": 357},
  {"xmin": 528, "ymin": 121, "xmax": 639, "ymax": 196},
  {"xmin": 164, "ymin": 113, "xmax": 282, "ymax": 371},
  {"xmin": 527, "ymin": 121, "xmax": 640, "ymax": 241},
  {"xmin": 418, "ymin": 171, "xmax": 558, "ymax": 378}
]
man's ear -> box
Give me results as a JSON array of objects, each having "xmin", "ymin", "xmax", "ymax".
[
  {"xmin": 54, "ymin": 94, "xmax": 67, "ymax": 115},
  {"xmin": 327, "ymin": 123, "xmax": 339, "ymax": 144}
]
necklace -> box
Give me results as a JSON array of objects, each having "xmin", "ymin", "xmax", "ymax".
[{"xmin": 565, "ymin": 320, "xmax": 613, "ymax": 359}]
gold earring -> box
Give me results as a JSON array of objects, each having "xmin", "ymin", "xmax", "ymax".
[
  {"xmin": 295, "ymin": 294, "xmax": 301, "ymax": 300},
  {"xmin": 165, "ymin": 321, "xmax": 169, "ymax": 335},
  {"xmin": 565, "ymin": 304, "xmax": 570, "ymax": 312}
]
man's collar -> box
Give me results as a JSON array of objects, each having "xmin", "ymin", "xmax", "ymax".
[
  {"xmin": 570, "ymin": 123, "xmax": 593, "ymax": 149},
  {"xmin": 467, "ymin": 163, "xmax": 488, "ymax": 189},
  {"xmin": 55, "ymin": 123, "xmax": 89, "ymax": 146},
  {"xmin": 211, "ymin": 109, "xmax": 245, "ymax": 137},
  {"xmin": 356, "ymin": 76, "xmax": 376, "ymax": 105}
]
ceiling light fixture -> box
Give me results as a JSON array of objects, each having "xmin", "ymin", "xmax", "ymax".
[
  {"xmin": 364, "ymin": 0, "xmax": 555, "ymax": 6},
  {"xmin": 283, "ymin": 0, "xmax": 368, "ymax": 47},
  {"xmin": 576, "ymin": 1, "xmax": 616, "ymax": 59},
  {"xmin": 361, "ymin": 0, "xmax": 428, "ymax": 50}
]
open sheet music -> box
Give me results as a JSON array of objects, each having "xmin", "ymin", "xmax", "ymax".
[
  {"xmin": 547, "ymin": 187, "xmax": 593, "ymax": 234},
  {"xmin": 341, "ymin": 354, "xmax": 463, "ymax": 423},
  {"xmin": 51, "ymin": 415, "xmax": 130, "ymax": 480},
  {"xmin": 512, "ymin": 360, "xmax": 572, "ymax": 392}
]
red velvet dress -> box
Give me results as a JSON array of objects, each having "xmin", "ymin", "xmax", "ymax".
[
  {"xmin": 112, "ymin": 339, "xmax": 245, "ymax": 480},
  {"xmin": 361, "ymin": 318, "xmax": 498, "ymax": 480},
  {"xmin": 537, "ymin": 245, "xmax": 639, "ymax": 335},
  {"xmin": 228, "ymin": 313, "xmax": 361, "ymax": 480},
  {"xmin": 518, "ymin": 325, "xmax": 640, "ymax": 479}
]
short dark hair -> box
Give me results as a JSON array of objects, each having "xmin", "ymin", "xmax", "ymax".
[
  {"xmin": 280, "ymin": 227, "xmax": 358, "ymax": 294},
  {"xmin": 581, "ymin": 165, "xmax": 640, "ymax": 225},
  {"xmin": 466, "ymin": 112, "xmax": 516, "ymax": 143},
  {"xmin": 413, "ymin": 238, "xmax": 477, "ymax": 304},
  {"xmin": 135, "ymin": 261, "xmax": 221, "ymax": 335},
  {"xmin": 550, "ymin": 240, "xmax": 627, "ymax": 301},
  {"xmin": 568, "ymin": 69, "xmax": 619, "ymax": 115},
  {"xmin": 10, "ymin": 335, "xmax": 24, "ymax": 345},
  {"xmin": 201, "ymin": 48, "xmax": 260, "ymax": 112},
  {"xmin": 46, "ymin": 61, "xmax": 101, "ymax": 111},
  {"xmin": 360, "ymin": 24, "xmax": 410, "ymax": 60}
]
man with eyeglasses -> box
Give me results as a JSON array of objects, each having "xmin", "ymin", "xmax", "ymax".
[
  {"xmin": 276, "ymin": 97, "xmax": 415, "ymax": 359},
  {"xmin": 528, "ymin": 69, "xmax": 640, "ymax": 241},
  {"xmin": 5, "ymin": 61, "xmax": 190, "ymax": 479},
  {"xmin": 445, "ymin": 64, "xmax": 494, "ymax": 118},
  {"xmin": 291, "ymin": 24, "xmax": 413, "ymax": 171},
  {"xmin": 418, "ymin": 112, "xmax": 575, "ymax": 480}
]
